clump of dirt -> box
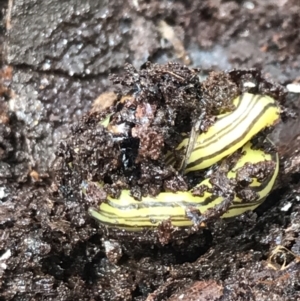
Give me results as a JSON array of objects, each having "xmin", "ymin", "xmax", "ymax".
[{"xmin": 55, "ymin": 63, "xmax": 231, "ymax": 199}]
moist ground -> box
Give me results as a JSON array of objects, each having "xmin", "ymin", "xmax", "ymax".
[{"xmin": 1, "ymin": 1, "xmax": 300, "ymax": 300}]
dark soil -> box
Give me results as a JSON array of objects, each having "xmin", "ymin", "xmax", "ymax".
[{"xmin": 1, "ymin": 1, "xmax": 300, "ymax": 300}]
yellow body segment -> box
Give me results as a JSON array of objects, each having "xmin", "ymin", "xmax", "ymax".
[
  {"xmin": 89, "ymin": 141, "xmax": 279, "ymax": 231},
  {"xmin": 175, "ymin": 93, "xmax": 280, "ymax": 173}
]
